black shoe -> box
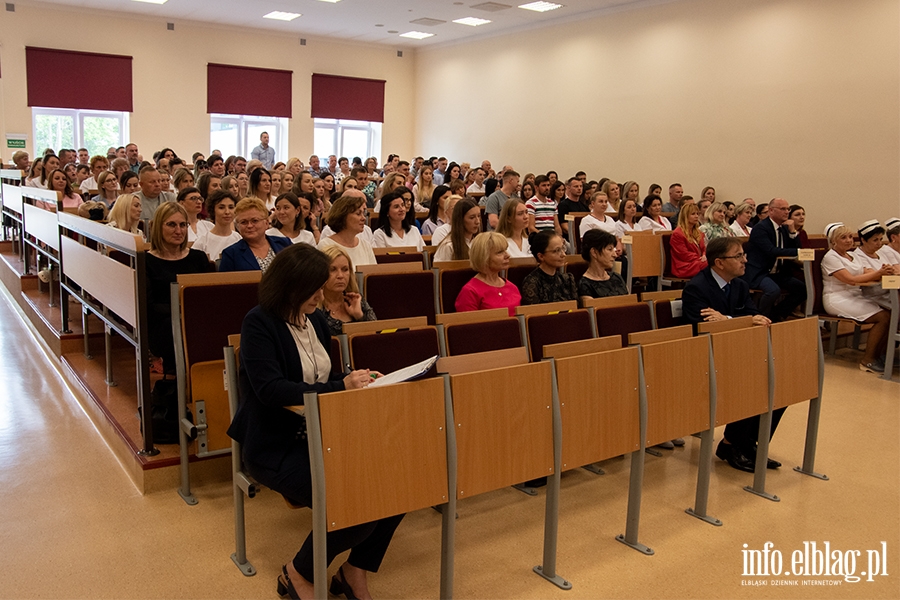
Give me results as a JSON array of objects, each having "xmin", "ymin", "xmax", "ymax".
[
  {"xmin": 277, "ymin": 565, "xmax": 299, "ymax": 599},
  {"xmin": 716, "ymin": 440, "xmax": 755, "ymax": 473},
  {"xmin": 330, "ymin": 566, "xmax": 360, "ymax": 600},
  {"xmin": 766, "ymin": 458, "xmax": 782, "ymax": 469}
]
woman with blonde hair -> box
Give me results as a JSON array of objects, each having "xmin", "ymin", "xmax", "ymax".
[
  {"xmin": 601, "ymin": 179, "xmax": 621, "ymax": 214},
  {"xmin": 455, "ymin": 231, "xmax": 520, "ymax": 315},
  {"xmin": 496, "ymin": 198, "xmax": 531, "ymax": 258},
  {"xmin": 219, "ymin": 198, "xmax": 291, "ymax": 273},
  {"xmin": 93, "ymin": 170, "xmax": 119, "ymax": 208},
  {"xmin": 318, "ymin": 244, "xmax": 378, "ymax": 334},
  {"xmin": 220, "ymin": 175, "xmax": 239, "ymax": 198},
  {"xmin": 285, "ymin": 157, "xmax": 303, "ymax": 178},
  {"xmin": 107, "ymin": 194, "xmax": 144, "ymax": 237},
  {"xmin": 412, "ymin": 165, "xmax": 436, "ymax": 205},
  {"xmin": 620, "ymin": 181, "xmax": 640, "ymax": 204},
  {"xmin": 730, "ymin": 202, "xmax": 754, "ymax": 236},
  {"xmin": 669, "ymin": 202, "xmax": 707, "ymax": 278},
  {"xmin": 699, "ymin": 201, "xmax": 734, "ymax": 241},
  {"xmin": 434, "ymin": 198, "xmax": 481, "ymax": 262},
  {"xmin": 373, "ymin": 172, "xmax": 406, "ymax": 212}
]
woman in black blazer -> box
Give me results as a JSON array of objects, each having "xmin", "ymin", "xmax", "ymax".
[
  {"xmin": 219, "ymin": 198, "xmax": 292, "ymax": 272},
  {"xmin": 227, "ymin": 244, "xmax": 398, "ymax": 600}
]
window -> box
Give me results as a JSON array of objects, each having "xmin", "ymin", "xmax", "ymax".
[
  {"xmin": 313, "ymin": 118, "xmax": 382, "ymax": 162},
  {"xmin": 32, "ymin": 107, "xmax": 128, "ymax": 158},
  {"xmin": 210, "ymin": 114, "xmax": 288, "ymax": 162}
]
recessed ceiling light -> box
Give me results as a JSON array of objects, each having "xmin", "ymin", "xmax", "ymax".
[
  {"xmin": 453, "ymin": 16, "xmax": 492, "ymax": 26},
  {"xmin": 518, "ymin": 1, "xmax": 563, "ymax": 12},
  {"xmin": 132, "ymin": 0, "xmax": 167, "ymax": 4},
  {"xmin": 317, "ymin": 0, "xmax": 341, "ymax": 3},
  {"xmin": 399, "ymin": 31, "xmax": 435, "ymax": 39},
  {"xmin": 263, "ymin": 10, "xmax": 301, "ymax": 21}
]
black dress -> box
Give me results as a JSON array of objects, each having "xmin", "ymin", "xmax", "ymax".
[
  {"xmin": 577, "ymin": 272, "xmax": 629, "ymax": 299},
  {"xmin": 145, "ymin": 249, "xmax": 213, "ymax": 371},
  {"xmin": 520, "ymin": 268, "xmax": 578, "ymax": 305}
]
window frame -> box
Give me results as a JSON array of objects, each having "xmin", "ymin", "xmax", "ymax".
[
  {"xmin": 313, "ymin": 118, "xmax": 382, "ymax": 161},
  {"xmin": 209, "ymin": 113, "xmax": 288, "ymax": 162},
  {"xmin": 31, "ymin": 107, "xmax": 129, "ymax": 157}
]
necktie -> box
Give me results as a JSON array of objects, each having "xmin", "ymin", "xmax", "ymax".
[{"xmin": 722, "ymin": 282, "xmax": 731, "ymax": 298}]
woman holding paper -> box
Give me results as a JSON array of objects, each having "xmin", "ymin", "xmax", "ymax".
[{"xmin": 227, "ymin": 243, "xmax": 399, "ymax": 600}]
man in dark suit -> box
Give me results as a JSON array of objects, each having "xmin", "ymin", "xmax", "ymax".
[
  {"xmin": 741, "ymin": 197, "xmax": 806, "ymax": 321},
  {"xmin": 683, "ymin": 236, "xmax": 784, "ymax": 473}
]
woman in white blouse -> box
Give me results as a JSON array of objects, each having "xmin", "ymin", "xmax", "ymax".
[
  {"xmin": 638, "ymin": 195, "xmax": 672, "ymax": 232},
  {"xmin": 729, "ymin": 202, "xmax": 754, "ymax": 237},
  {"xmin": 317, "ymin": 194, "xmax": 377, "ymax": 267},
  {"xmin": 496, "ymin": 197, "xmax": 531, "ymax": 258},
  {"xmin": 266, "ymin": 192, "xmax": 316, "ymax": 246},
  {"xmin": 177, "ymin": 187, "xmax": 212, "ymax": 243},
  {"xmin": 615, "ymin": 198, "xmax": 640, "ymax": 239},
  {"xmin": 192, "ymin": 189, "xmax": 241, "ymax": 261},
  {"xmin": 372, "ymin": 189, "xmax": 424, "ymax": 251}
]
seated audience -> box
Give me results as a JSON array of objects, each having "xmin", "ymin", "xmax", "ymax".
[
  {"xmin": 46, "ymin": 168, "xmax": 83, "ymax": 209},
  {"xmin": 372, "ymin": 190, "xmax": 424, "ymax": 250},
  {"xmin": 119, "ymin": 170, "xmax": 141, "ymax": 195},
  {"xmin": 682, "ymin": 236, "xmax": 775, "ymax": 472},
  {"xmin": 236, "ymin": 171, "xmax": 250, "ymax": 198},
  {"xmin": 269, "ymin": 171, "xmax": 283, "ymax": 199},
  {"xmin": 226, "ymin": 244, "xmax": 400, "ymax": 600},
  {"xmin": 221, "ymin": 175, "xmax": 239, "ymax": 197},
  {"xmin": 25, "ymin": 159, "xmax": 43, "ymax": 187},
  {"xmin": 821, "ymin": 222, "xmax": 892, "ymax": 373},
  {"xmin": 579, "ymin": 191, "xmax": 618, "ymax": 242},
  {"xmin": 176, "ymin": 187, "xmax": 211, "ymax": 242},
  {"xmin": 248, "ymin": 168, "xmax": 274, "ymax": 211},
  {"xmin": 670, "ymin": 203, "xmax": 707, "ymax": 278},
  {"xmin": 615, "ymin": 198, "xmax": 640, "ymax": 238},
  {"xmin": 434, "ymin": 198, "xmax": 481, "ymax": 262},
  {"xmin": 638, "ymin": 194, "xmax": 672, "ymax": 231},
  {"xmin": 455, "ymin": 232, "xmax": 521, "ymax": 315},
  {"xmin": 520, "ymin": 231, "xmax": 578, "ymax": 305},
  {"xmin": 280, "ymin": 171, "xmax": 294, "ymax": 194},
  {"xmin": 601, "ymin": 179, "xmax": 620, "ymax": 214},
  {"xmin": 788, "ymin": 204, "xmax": 808, "ymax": 247},
  {"xmin": 578, "ymin": 230, "xmax": 629, "ymax": 299},
  {"xmin": 730, "ymin": 201, "xmax": 754, "ymax": 236},
  {"xmin": 699, "ymin": 201, "xmax": 734, "ymax": 241},
  {"xmin": 318, "ymin": 193, "xmax": 377, "ymax": 267},
  {"xmin": 107, "ymin": 194, "xmax": 144, "ymax": 239},
  {"xmin": 173, "ymin": 168, "xmax": 195, "ymax": 193},
  {"xmin": 525, "ymin": 175, "xmax": 561, "ymax": 235},
  {"xmin": 266, "ymin": 192, "xmax": 316, "ymax": 246},
  {"xmin": 219, "ymin": 198, "xmax": 291, "ymax": 272},
  {"xmin": 741, "ymin": 197, "xmax": 806, "ymax": 321},
  {"xmin": 851, "ymin": 220, "xmax": 899, "ymax": 310},
  {"xmin": 879, "ymin": 218, "xmax": 900, "ymax": 265},
  {"xmin": 318, "ymin": 245, "xmax": 378, "ymax": 334},
  {"xmin": 145, "ymin": 203, "xmax": 213, "ymax": 373},
  {"xmin": 495, "ymin": 198, "xmax": 531, "ymax": 258},
  {"xmin": 412, "ymin": 165, "xmax": 436, "ymax": 206},
  {"xmin": 555, "ymin": 177, "xmax": 583, "ymax": 234},
  {"xmin": 420, "ymin": 185, "xmax": 451, "ymax": 236},
  {"xmin": 749, "ymin": 202, "xmax": 768, "ymax": 227},
  {"xmin": 193, "ymin": 190, "xmax": 241, "ymax": 261},
  {"xmin": 91, "ymin": 170, "xmax": 119, "ymax": 209},
  {"xmin": 430, "ymin": 195, "xmax": 463, "ymax": 247}
]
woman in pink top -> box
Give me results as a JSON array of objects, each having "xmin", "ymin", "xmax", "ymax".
[
  {"xmin": 46, "ymin": 168, "xmax": 84, "ymax": 209},
  {"xmin": 455, "ymin": 232, "xmax": 521, "ymax": 316}
]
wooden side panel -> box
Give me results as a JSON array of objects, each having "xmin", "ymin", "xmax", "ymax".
[
  {"xmin": 711, "ymin": 326, "xmax": 769, "ymax": 425},
  {"xmin": 543, "ymin": 336, "xmax": 621, "ymax": 360},
  {"xmin": 190, "ymin": 360, "xmax": 231, "ymax": 452},
  {"xmin": 319, "ymin": 377, "xmax": 449, "ymax": 531},
  {"xmin": 629, "ymin": 234, "xmax": 662, "ymax": 278},
  {"xmin": 24, "ymin": 203, "xmax": 60, "ymax": 251},
  {"xmin": 556, "ymin": 347, "xmax": 641, "ymax": 469},
  {"xmin": 628, "ymin": 325, "xmax": 692, "ymax": 346},
  {"xmin": 771, "ymin": 317, "xmax": 820, "ymax": 409},
  {"xmin": 451, "ymin": 362, "xmax": 553, "ymax": 498},
  {"xmin": 61, "ymin": 236, "xmax": 137, "ymax": 327},
  {"xmin": 642, "ymin": 336, "xmax": 710, "ymax": 446}
]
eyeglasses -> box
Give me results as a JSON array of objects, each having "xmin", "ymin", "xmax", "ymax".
[
  {"xmin": 237, "ymin": 218, "xmax": 267, "ymax": 227},
  {"xmin": 163, "ymin": 221, "xmax": 188, "ymax": 229},
  {"xmin": 721, "ymin": 252, "xmax": 746, "ymax": 260},
  {"xmin": 546, "ymin": 247, "xmax": 567, "ymax": 255}
]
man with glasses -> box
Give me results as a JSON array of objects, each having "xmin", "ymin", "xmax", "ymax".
[
  {"xmin": 683, "ymin": 236, "xmax": 780, "ymax": 473},
  {"xmin": 741, "ymin": 197, "xmax": 806, "ymax": 321}
]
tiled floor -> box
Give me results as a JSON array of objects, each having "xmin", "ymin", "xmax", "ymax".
[{"xmin": 1, "ymin": 284, "xmax": 898, "ymax": 599}]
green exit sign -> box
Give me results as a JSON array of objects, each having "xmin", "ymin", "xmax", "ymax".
[{"xmin": 7, "ymin": 138, "xmax": 26, "ymax": 149}]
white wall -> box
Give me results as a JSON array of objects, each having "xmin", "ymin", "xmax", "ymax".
[
  {"xmin": 414, "ymin": 0, "xmax": 900, "ymax": 232},
  {"xmin": 0, "ymin": 3, "xmax": 416, "ymax": 163}
]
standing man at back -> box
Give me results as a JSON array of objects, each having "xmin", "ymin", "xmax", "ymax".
[
  {"xmin": 741, "ymin": 197, "xmax": 805, "ymax": 321},
  {"xmin": 250, "ymin": 132, "xmax": 275, "ymax": 170}
]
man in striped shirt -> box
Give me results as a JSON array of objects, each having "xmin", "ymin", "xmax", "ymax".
[{"xmin": 526, "ymin": 174, "xmax": 562, "ymax": 235}]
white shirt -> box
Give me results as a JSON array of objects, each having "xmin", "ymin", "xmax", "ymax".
[
  {"xmin": 431, "ymin": 223, "xmax": 451, "ymax": 247},
  {"xmin": 580, "ymin": 213, "xmax": 617, "ymax": 239},
  {"xmin": 320, "ymin": 224, "xmax": 375, "ymax": 246},
  {"xmin": 467, "ymin": 182, "xmax": 486, "ymax": 195},
  {"xmin": 287, "ymin": 321, "xmax": 330, "ymax": 385},
  {"xmin": 266, "ymin": 227, "xmax": 315, "ymax": 246},
  {"xmin": 506, "ymin": 236, "xmax": 531, "ymax": 258},
  {"xmin": 317, "ymin": 235, "xmax": 377, "ymax": 267},
  {"xmin": 730, "ymin": 221, "xmax": 752, "ymax": 237},
  {"xmin": 192, "ymin": 229, "xmax": 241, "ymax": 261},
  {"xmin": 372, "ymin": 226, "xmax": 424, "ymax": 251},
  {"xmin": 187, "ymin": 220, "xmax": 213, "ymax": 243},
  {"xmin": 80, "ymin": 176, "xmax": 99, "ymax": 194},
  {"xmin": 638, "ymin": 215, "xmax": 672, "ymax": 232},
  {"xmin": 877, "ymin": 244, "xmax": 900, "ymax": 265},
  {"xmin": 615, "ymin": 220, "xmax": 636, "ymax": 239},
  {"xmin": 433, "ymin": 237, "xmax": 472, "ymax": 262}
]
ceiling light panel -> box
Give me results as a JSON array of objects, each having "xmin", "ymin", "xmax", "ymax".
[
  {"xmin": 263, "ymin": 10, "xmax": 302, "ymax": 20},
  {"xmin": 470, "ymin": 2, "xmax": 512, "ymax": 11},
  {"xmin": 399, "ymin": 31, "xmax": 435, "ymax": 39},
  {"xmin": 132, "ymin": 0, "xmax": 167, "ymax": 4},
  {"xmin": 518, "ymin": 1, "xmax": 563, "ymax": 12},
  {"xmin": 453, "ymin": 17, "xmax": 492, "ymax": 26}
]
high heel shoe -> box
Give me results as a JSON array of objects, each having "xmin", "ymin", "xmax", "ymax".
[
  {"xmin": 329, "ymin": 566, "xmax": 360, "ymax": 600},
  {"xmin": 277, "ymin": 564, "xmax": 300, "ymax": 600}
]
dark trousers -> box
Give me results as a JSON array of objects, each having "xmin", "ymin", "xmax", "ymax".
[
  {"xmin": 755, "ymin": 272, "xmax": 806, "ymax": 322},
  {"xmin": 724, "ymin": 407, "xmax": 787, "ymax": 458},
  {"xmin": 246, "ymin": 444, "xmax": 405, "ymax": 584}
]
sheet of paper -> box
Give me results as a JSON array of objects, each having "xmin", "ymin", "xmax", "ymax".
[{"xmin": 368, "ymin": 355, "xmax": 439, "ymax": 388}]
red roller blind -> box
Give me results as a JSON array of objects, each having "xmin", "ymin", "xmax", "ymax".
[
  {"xmin": 26, "ymin": 47, "xmax": 132, "ymax": 111},
  {"xmin": 207, "ymin": 63, "xmax": 292, "ymax": 118},
  {"xmin": 311, "ymin": 74, "xmax": 385, "ymax": 123}
]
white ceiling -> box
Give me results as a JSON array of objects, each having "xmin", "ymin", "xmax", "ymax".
[{"xmin": 18, "ymin": 0, "xmax": 673, "ymax": 47}]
